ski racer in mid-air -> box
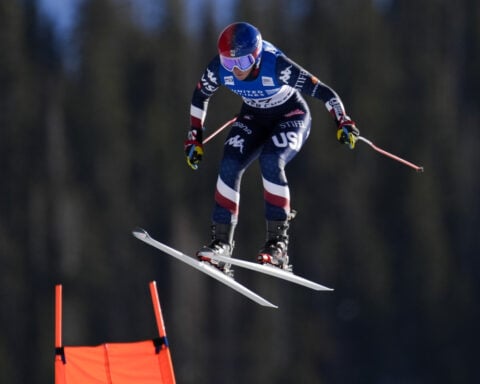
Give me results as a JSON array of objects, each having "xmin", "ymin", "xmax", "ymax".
[{"xmin": 184, "ymin": 21, "xmax": 359, "ymax": 274}]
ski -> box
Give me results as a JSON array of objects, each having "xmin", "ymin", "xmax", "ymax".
[
  {"xmin": 132, "ymin": 228, "xmax": 278, "ymax": 308},
  {"xmin": 207, "ymin": 254, "xmax": 333, "ymax": 291}
]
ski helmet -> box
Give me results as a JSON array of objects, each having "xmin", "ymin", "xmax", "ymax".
[{"xmin": 217, "ymin": 22, "xmax": 262, "ymax": 71}]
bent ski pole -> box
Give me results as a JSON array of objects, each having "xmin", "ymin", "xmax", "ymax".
[
  {"xmin": 357, "ymin": 136, "xmax": 424, "ymax": 172},
  {"xmin": 203, "ymin": 116, "xmax": 238, "ymax": 144}
]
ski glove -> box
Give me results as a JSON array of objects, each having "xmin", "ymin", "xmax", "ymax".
[
  {"xmin": 184, "ymin": 127, "xmax": 204, "ymax": 170},
  {"xmin": 337, "ymin": 118, "xmax": 360, "ymax": 149}
]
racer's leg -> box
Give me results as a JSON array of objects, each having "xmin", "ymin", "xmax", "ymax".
[
  {"xmin": 198, "ymin": 117, "xmax": 265, "ymax": 268},
  {"xmin": 259, "ymin": 107, "xmax": 311, "ymax": 221},
  {"xmin": 212, "ymin": 117, "xmax": 268, "ymax": 225},
  {"xmin": 257, "ymin": 104, "xmax": 311, "ymax": 268}
]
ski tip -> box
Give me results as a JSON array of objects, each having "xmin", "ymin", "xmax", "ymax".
[{"xmin": 132, "ymin": 227, "xmax": 148, "ymax": 240}]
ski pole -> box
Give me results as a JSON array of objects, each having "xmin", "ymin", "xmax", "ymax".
[
  {"xmin": 203, "ymin": 116, "xmax": 238, "ymax": 144},
  {"xmin": 357, "ymin": 136, "xmax": 424, "ymax": 172}
]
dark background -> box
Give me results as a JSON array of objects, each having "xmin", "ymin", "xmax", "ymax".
[{"xmin": 1, "ymin": 0, "xmax": 479, "ymax": 383}]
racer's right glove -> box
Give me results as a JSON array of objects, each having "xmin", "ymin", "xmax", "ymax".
[{"xmin": 184, "ymin": 127, "xmax": 204, "ymax": 170}]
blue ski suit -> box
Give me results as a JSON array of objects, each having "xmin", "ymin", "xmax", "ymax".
[{"xmin": 190, "ymin": 41, "xmax": 351, "ymax": 224}]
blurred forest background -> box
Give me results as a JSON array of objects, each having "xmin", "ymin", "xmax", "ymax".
[{"xmin": 1, "ymin": 0, "xmax": 479, "ymax": 383}]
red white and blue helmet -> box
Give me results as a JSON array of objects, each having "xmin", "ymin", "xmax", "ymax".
[{"xmin": 217, "ymin": 22, "xmax": 262, "ymax": 71}]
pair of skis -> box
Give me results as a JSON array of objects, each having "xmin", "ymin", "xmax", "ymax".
[{"xmin": 132, "ymin": 228, "xmax": 332, "ymax": 309}]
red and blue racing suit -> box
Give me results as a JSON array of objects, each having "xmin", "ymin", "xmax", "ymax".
[{"xmin": 190, "ymin": 41, "xmax": 351, "ymax": 224}]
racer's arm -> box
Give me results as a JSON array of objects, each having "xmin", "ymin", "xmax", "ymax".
[
  {"xmin": 190, "ymin": 57, "xmax": 221, "ymax": 130},
  {"xmin": 186, "ymin": 57, "xmax": 221, "ymax": 169},
  {"xmin": 276, "ymin": 55, "xmax": 359, "ymax": 148}
]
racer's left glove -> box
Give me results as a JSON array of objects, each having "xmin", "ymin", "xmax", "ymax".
[
  {"xmin": 337, "ymin": 118, "xmax": 360, "ymax": 149},
  {"xmin": 184, "ymin": 127, "xmax": 204, "ymax": 170}
]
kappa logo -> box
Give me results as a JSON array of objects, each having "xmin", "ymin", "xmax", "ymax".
[
  {"xmin": 279, "ymin": 65, "xmax": 292, "ymax": 83},
  {"xmin": 207, "ymin": 67, "xmax": 217, "ymax": 84},
  {"xmin": 225, "ymin": 135, "xmax": 245, "ymax": 153},
  {"xmin": 201, "ymin": 68, "xmax": 218, "ymax": 92},
  {"xmin": 187, "ymin": 128, "xmax": 199, "ymax": 141}
]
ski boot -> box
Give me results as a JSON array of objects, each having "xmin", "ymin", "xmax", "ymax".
[
  {"xmin": 257, "ymin": 213, "xmax": 295, "ymax": 272},
  {"xmin": 197, "ymin": 223, "xmax": 235, "ymax": 277}
]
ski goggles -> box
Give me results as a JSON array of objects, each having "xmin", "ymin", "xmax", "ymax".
[{"xmin": 219, "ymin": 54, "xmax": 256, "ymax": 72}]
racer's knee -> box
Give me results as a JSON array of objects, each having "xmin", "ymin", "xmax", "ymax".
[{"xmin": 259, "ymin": 154, "xmax": 287, "ymax": 184}]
